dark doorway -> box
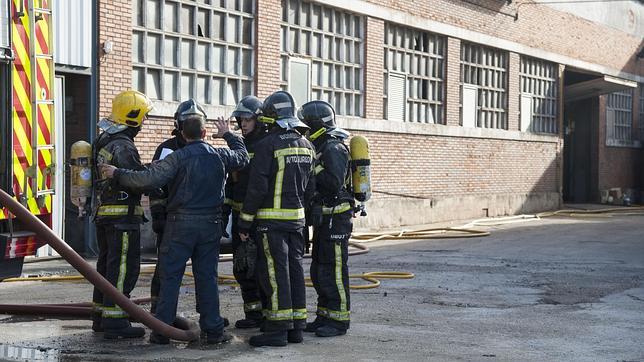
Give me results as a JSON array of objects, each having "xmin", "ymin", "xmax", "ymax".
[
  {"xmin": 563, "ymin": 97, "xmax": 598, "ymax": 203},
  {"xmin": 59, "ymin": 72, "xmax": 91, "ymax": 254}
]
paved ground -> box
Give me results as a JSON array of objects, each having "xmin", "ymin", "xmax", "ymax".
[{"xmin": 0, "ymin": 213, "xmax": 643, "ymax": 361}]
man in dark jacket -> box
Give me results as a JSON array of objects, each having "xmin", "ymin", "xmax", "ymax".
[
  {"xmin": 148, "ymin": 99, "xmax": 197, "ymax": 314},
  {"xmin": 222, "ymin": 96, "xmax": 266, "ymax": 328},
  {"xmin": 100, "ymin": 112, "xmax": 248, "ymax": 345},
  {"xmin": 298, "ymin": 101, "xmax": 354, "ymax": 337},
  {"xmin": 238, "ymin": 91, "xmax": 315, "ymax": 347},
  {"xmin": 91, "ymin": 90, "xmax": 153, "ymax": 340}
]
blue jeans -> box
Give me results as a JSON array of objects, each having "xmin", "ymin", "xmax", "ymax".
[{"xmin": 155, "ymin": 214, "xmax": 225, "ymax": 334}]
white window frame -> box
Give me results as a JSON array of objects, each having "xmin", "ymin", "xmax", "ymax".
[
  {"xmin": 280, "ymin": 0, "xmax": 364, "ymax": 117},
  {"xmin": 386, "ymin": 71, "xmax": 407, "ymax": 122},
  {"xmin": 383, "ymin": 23, "xmax": 445, "ymax": 124},
  {"xmin": 132, "ymin": 0, "xmax": 255, "ymax": 112},
  {"xmin": 287, "ymin": 56, "xmax": 312, "ymax": 108}
]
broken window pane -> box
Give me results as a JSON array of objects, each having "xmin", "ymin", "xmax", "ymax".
[{"xmin": 197, "ymin": 8, "xmax": 210, "ymax": 37}]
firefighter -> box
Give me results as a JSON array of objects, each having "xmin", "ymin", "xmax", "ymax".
[
  {"xmin": 148, "ymin": 100, "xmax": 193, "ymax": 314},
  {"xmin": 100, "ymin": 111, "xmax": 248, "ymax": 345},
  {"xmin": 298, "ymin": 100, "xmax": 353, "ymax": 337},
  {"xmin": 91, "ymin": 89, "xmax": 153, "ymax": 339},
  {"xmin": 238, "ymin": 91, "xmax": 315, "ymax": 347},
  {"xmin": 222, "ymin": 96, "xmax": 267, "ymax": 328}
]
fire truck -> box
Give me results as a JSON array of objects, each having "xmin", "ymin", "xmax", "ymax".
[{"xmin": 0, "ymin": 0, "xmax": 57, "ymax": 280}]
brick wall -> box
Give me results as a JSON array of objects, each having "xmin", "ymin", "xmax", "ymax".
[
  {"xmin": 350, "ymin": 130, "xmax": 558, "ymax": 201},
  {"xmin": 507, "ymin": 52, "xmax": 520, "ymax": 131},
  {"xmin": 597, "ymin": 94, "xmax": 644, "ymax": 193},
  {"xmin": 363, "ymin": 0, "xmax": 642, "ymax": 74},
  {"xmin": 97, "ymin": 0, "xmax": 132, "ymax": 118},
  {"xmin": 255, "ymin": 0, "xmax": 282, "ymax": 98},
  {"xmin": 445, "ymin": 37, "xmax": 461, "ymax": 127},
  {"xmin": 364, "ymin": 17, "xmax": 384, "ymax": 119}
]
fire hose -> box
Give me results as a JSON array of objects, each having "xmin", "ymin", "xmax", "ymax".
[{"xmin": 0, "ymin": 188, "xmax": 200, "ymax": 341}]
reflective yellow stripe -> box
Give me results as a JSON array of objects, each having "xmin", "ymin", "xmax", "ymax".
[
  {"xmin": 317, "ymin": 306, "xmax": 350, "ymax": 321},
  {"xmin": 244, "ymin": 301, "xmax": 262, "ymax": 313},
  {"xmin": 314, "ymin": 164, "xmax": 325, "ymax": 175},
  {"xmin": 256, "ymin": 208, "xmax": 305, "ymax": 220},
  {"xmin": 335, "ymin": 243, "xmax": 347, "ymax": 313},
  {"xmin": 248, "ymin": 152, "xmax": 255, "ymax": 159},
  {"xmin": 240, "ymin": 212, "xmax": 255, "ymax": 222},
  {"xmin": 273, "ymin": 147, "xmax": 315, "ymax": 158},
  {"xmin": 102, "ymin": 306, "xmax": 128, "ymax": 318},
  {"xmin": 292, "ymin": 308, "xmax": 307, "ymax": 320},
  {"xmin": 98, "ymin": 148, "xmax": 113, "ymax": 162},
  {"xmin": 308, "ymin": 127, "xmax": 326, "ymax": 141},
  {"xmin": 92, "ymin": 302, "xmax": 103, "ymax": 312},
  {"xmin": 97, "ymin": 205, "xmax": 144, "ymax": 216},
  {"xmin": 265, "ymin": 309, "xmax": 294, "ymax": 321},
  {"xmin": 274, "ymin": 155, "xmax": 285, "ymax": 209},
  {"xmin": 322, "ymin": 202, "xmax": 352, "ymax": 215},
  {"xmin": 261, "ymin": 233, "xmax": 279, "ymax": 314},
  {"xmin": 117, "ymin": 232, "xmax": 129, "ymax": 293}
]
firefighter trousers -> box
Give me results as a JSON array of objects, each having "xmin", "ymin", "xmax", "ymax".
[
  {"xmin": 255, "ymin": 226, "xmax": 307, "ymax": 332},
  {"xmin": 92, "ymin": 223, "xmax": 141, "ymax": 330},
  {"xmin": 231, "ymin": 213, "xmax": 262, "ymax": 319},
  {"xmin": 310, "ymin": 211, "xmax": 352, "ymax": 330}
]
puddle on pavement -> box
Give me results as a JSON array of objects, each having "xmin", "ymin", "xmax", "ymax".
[{"xmin": 0, "ymin": 344, "xmax": 59, "ymax": 361}]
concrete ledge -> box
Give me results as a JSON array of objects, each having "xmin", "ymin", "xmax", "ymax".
[
  {"xmin": 353, "ymin": 192, "xmax": 562, "ymax": 230},
  {"xmin": 337, "ymin": 116, "xmax": 561, "ymax": 143}
]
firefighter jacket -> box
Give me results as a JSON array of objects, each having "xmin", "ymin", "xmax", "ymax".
[
  {"xmin": 312, "ymin": 134, "xmax": 354, "ymax": 213},
  {"xmin": 223, "ymin": 130, "xmax": 265, "ymax": 217},
  {"xmin": 238, "ymin": 128, "xmax": 315, "ymax": 232},
  {"xmin": 149, "ymin": 135, "xmax": 187, "ymax": 233},
  {"xmin": 113, "ymin": 132, "xmax": 248, "ymax": 216},
  {"xmin": 92, "ymin": 128, "xmax": 146, "ymax": 225}
]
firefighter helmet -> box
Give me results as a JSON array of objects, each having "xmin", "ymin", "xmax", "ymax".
[
  {"xmin": 260, "ymin": 91, "xmax": 309, "ymax": 131},
  {"xmin": 297, "ymin": 100, "xmax": 337, "ymax": 141},
  {"xmin": 232, "ymin": 95, "xmax": 263, "ymax": 129},
  {"xmin": 174, "ymin": 99, "xmax": 207, "ymax": 131},
  {"xmin": 109, "ymin": 90, "xmax": 153, "ymax": 128}
]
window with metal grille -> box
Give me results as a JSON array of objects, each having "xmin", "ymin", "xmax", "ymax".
[
  {"xmin": 383, "ymin": 23, "xmax": 445, "ymax": 124},
  {"xmin": 519, "ymin": 57, "xmax": 558, "ymax": 133},
  {"xmin": 606, "ymin": 89, "xmax": 633, "ymax": 143},
  {"xmin": 639, "ymin": 84, "xmax": 644, "ymax": 141},
  {"xmin": 280, "ymin": 0, "xmax": 363, "ymax": 116},
  {"xmin": 460, "ymin": 43, "xmax": 508, "ymax": 129},
  {"xmin": 132, "ymin": 0, "xmax": 255, "ymax": 106}
]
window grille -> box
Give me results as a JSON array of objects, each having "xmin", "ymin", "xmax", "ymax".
[
  {"xmin": 519, "ymin": 56, "xmax": 558, "ymax": 133},
  {"xmin": 383, "ymin": 23, "xmax": 445, "ymax": 124},
  {"xmin": 132, "ymin": 0, "xmax": 255, "ymax": 106},
  {"xmin": 606, "ymin": 89, "xmax": 633, "ymax": 142},
  {"xmin": 460, "ymin": 43, "xmax": 508, "ymax": 129},
  {"xmin": 280, "ymin": 0, "xmax": 363, "ymax": 116}
]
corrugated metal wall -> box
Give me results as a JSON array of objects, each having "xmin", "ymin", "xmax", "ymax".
[{"xmin": 54, "ymin": 0, "xmax": 92, "ymax": 68}]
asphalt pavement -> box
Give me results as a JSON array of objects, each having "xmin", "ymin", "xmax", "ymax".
[{"xmin": 0, "ymin": 213, "xmax": 643, "ymax": 361}]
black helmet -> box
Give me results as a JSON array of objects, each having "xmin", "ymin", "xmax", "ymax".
[
  {"xmin": 297, "ymin": 100, "xmax": 336, "ymax": 141},
  {"xmin": 174, "ymin": 99, "xmax": 207, "ymax": 131},
  {"xmin": 232, "ymin": 95, "xmax": 263, "ymax": 128},
  {"xmin": 260, "ymin": 91, "xmax": 309, "ymax": 131}
]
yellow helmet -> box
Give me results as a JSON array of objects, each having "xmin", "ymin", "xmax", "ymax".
[{"xmin": 109, "ymin": 90, "xmax": 153, "ymax": 128}]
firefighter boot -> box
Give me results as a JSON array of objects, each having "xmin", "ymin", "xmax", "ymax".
[
  {"xmin": 287, "ymin": 329, "xmax": 303, "ymax": 343},
  {"xmin": 235, "ymin": 317, "xmax": 262, "ymax": 329},
  {"xmin": 315, "ymin": 325, "xmax": 347, "ymax": 338},
  {"xmin": 248, "ymin": 331, "xmax": 288, "ymax": 347},
  {"xmin": 303, "ymin": 317, "xmax": 325, "ymax": 333},
  {"xmin": 104, "ymin": 325, "xmax": 146, "ymax": 340}
]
